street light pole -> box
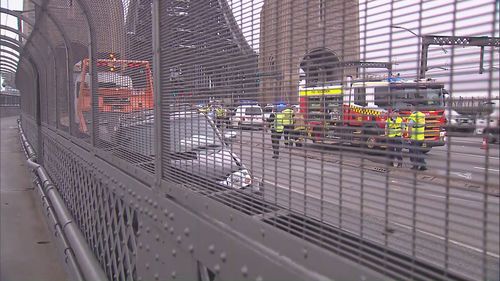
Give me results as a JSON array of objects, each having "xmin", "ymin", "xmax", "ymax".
[{"xmin": 390, "ymin": 25, "xmax": 448, "ymax": 79}]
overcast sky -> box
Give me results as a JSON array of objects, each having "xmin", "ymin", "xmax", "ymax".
[
  {"xmin": 228, "ymin": 0, "xmax": 499, "ymax": 97},
  {"xmin": 2, "ymin": 0, "xmax": 499, "ymax": 97}
]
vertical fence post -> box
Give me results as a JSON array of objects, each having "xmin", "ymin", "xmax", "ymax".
[
  {"xmin": 30, "ymin": 56, "xmax": 43, "ymax": 158},
  {"xmin": 152, "ymin": 0, "xmax": 163, "ymax": 186}
]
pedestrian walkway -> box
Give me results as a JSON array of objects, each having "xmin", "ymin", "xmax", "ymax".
[{"xmin": 1, "ymin": 116, "xmax": 67, "ymax": 281}]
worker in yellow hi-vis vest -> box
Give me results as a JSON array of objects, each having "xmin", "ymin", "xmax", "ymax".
[
  {"xmin": 268, "ymin": 107, "xmax": 284, "ymax": 159},
  {"xmin": 386, "ymin": 110, "xmax": 403, "ymax": 167},
  {"xmin": 281, "ymin": 105, "xmax": 294, "ymax": 145},
  {"xmin": 408, "ymin": 106, "xmax": 427, "ymax": 171}
]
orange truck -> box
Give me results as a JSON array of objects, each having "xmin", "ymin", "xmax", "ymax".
[
  {"xmin": 76, "ymin": 58, "xmax": 153, "ymax": 133},
  {"xmin": 299, "ymin": 78, "xmax": 447, "ymax": 153}
]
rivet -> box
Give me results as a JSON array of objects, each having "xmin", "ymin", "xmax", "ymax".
[
  {"xmin": 153, "ymin": 202, "xmax": 158, "ymax": 208},
  {"xmin": 145, "ymin": 263, "xmax": 150, "ymax": 269},
  {"xmin": 146, "ymin": 245, "xmax": 150, "ymax": 252},
  {"xmin": 169, "ymin": 227, "xmax": 174, "ymax": 234},
  {"xmin": 303, "ymin": 248, "xmax": 308, "ymax": 258},
  {"xmin": 163, "ymin": 208, "xmax": 169, "ymax": 216},
  {"xmin": 169, "ymin": 213, "xmax": 174, "ymax": 220},
  {"xmin": 188, "ymin": 244, "xmax": 194, "ymax": 253},
  {"xmin": 155, "ymin": 254, "xmax": 160, "ymax": 261},
  {"xmin": 155, "ymin": 234, "xmax": 160, "ymax": 241},
  {"xmin": 184, "ymin": 228, "xmax": 190, "ymax": 236},
  {"xmin": 260, "ymin": 229, "xmax": 265, "ymax": 237},
  {"xmin": 256, "ymin": 276, "xmax": 263, "ymax": 281},
  {"xmin": 153, "ymin": 214, "xmax": 158, "ymax": 221},
  {"xmin": 220, "ymin": 252, "xmax": 226, "ymax": 262},
  {"xmin": 241, "ymin": 266, "xmax": 248, "ymax": 277},
  {"xmin": 137, "ymin": 196, "xmax": 142, "ymax": 201},
  {"xmin": 146, "ymin": 226, "xmax": 150, "ymax": 233},
  {"xmin": 176, "ymin": 235, "xmax": 182, "ymax": 244},
  {"xmin": 208, "ymin": 244, "xmax": 215, "ymax": 254},
  {"xmin": 163, "ymin": 222, "xmax": 169, "ymax": 230},
  {"xmin": 154, "ymin": 273, "xmax": 159, "ymax": 280},
  {"xmin": 172, "ymin": 249, "xmax": 176, "ymax": 257},
  {"xmin": 214, "ymin": 264, "xmax": 220, "ymax": 273},
  {"xmin": 171, "ymin": 271, "xmax": 176, "ymax": 279}
]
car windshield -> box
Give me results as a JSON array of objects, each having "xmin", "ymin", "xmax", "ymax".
[
  {"xmin": 171, "ymin": 114, "xmax": 223, "ymax": 153},
  {"xmin": 391, "ymin": 87, "xmax": 443, "ymax": 108},
  {"xmin": 263, "ymin": 107, "xmax": 273, "ymax": 113},
  {"xmin": 245, "ymin": 107, "xmax": 262, "ymax": 115}
]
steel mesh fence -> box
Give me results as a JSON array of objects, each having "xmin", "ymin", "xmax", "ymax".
[{"xmin": 7, "ymin": 0, "xmax": 500, "ymax": 280}]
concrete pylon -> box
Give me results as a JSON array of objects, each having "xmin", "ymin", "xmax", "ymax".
[{"xmin": 259, "ymin": 0, "xmax": 360, "ymax": 104}]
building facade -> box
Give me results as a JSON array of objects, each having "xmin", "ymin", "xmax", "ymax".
[{"xmin": 259, "ymin": 0, "xmax": 360, "ymax": 104}]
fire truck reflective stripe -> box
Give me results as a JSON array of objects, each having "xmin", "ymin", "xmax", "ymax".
[{"xmin": 298, "ymin": 88, "xmax": 342, "ymax": 96}]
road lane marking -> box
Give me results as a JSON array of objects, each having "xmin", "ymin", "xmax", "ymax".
[
  {"xmin": 392, "ymin": 222, "xmax": 500, "ymax": 259},
  {"xmin": 262, "ymin": 180, "xmax": 500, "ymax": 259},
  {"xmin": 474, "ymin": 166, "xmax": 500, "ymax": 173}
]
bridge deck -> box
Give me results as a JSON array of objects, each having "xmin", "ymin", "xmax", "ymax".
[{"xmin": 0, "ymin": 116, "xmax": 67, "ymax": 281}]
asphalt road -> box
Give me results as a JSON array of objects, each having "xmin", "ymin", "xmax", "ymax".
[{"xmin": 226, "ymin": 129, "xmax": 500, "ymax": 280}]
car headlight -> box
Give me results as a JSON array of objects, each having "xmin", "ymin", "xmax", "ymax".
[{"xmin": 219, "ymin": 169, "xmax": 252, "ymax": 189}]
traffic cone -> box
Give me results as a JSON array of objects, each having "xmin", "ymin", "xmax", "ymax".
[{"xmin": 481, "ymin": 136, "xmax": 488, "ymax": 150}]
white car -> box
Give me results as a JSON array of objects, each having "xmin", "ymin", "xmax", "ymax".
[
  {"xmin": 232, "ymin": 105, "xmax": 264, "ymax": 129},
  {"xmin": 476, "ymin": 101, "xmax": 499, "ymax": 142},
  {"xmin": 444, "ymin": 109, "xmax": 474, "ymax": 130},
  {"xmin": 263, "ymin": 105, "xmax": 274, "ymax": 121}
]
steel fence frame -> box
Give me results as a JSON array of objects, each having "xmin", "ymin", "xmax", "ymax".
[{"xmin": 6, "ymin": 0, "xmax": 499, "ymax": 280}]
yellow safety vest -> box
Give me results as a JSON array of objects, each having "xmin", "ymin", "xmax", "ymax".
[
  {"xmin": 409, "ymin": 111, "xmax": 425, "ymax": 141},
  {"xmin": 216, "ymin": 108, "xmax": 225, "ymax": 117},
  {"xmin": 387, "ymin": 116, "xmax": 403, "ymax": 138},
  {"xmin": 282, "ymin": 108, "xmax": 293, "ymax": 125},
  {"xmin": 274, "ymin": 113, "xmax": 285, "ymax": 133}
]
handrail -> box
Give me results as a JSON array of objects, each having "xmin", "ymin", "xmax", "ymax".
[{"xmin": 17, "ymin": 119, "xmax": 108, "ymax": 281}]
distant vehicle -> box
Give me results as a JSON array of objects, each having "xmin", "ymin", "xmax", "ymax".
[
  {"xmin": 263, "ymin": 104, "xmax": 274, "ymax": 121},
  {"xmin": 115, "ymin": 109, "xmax": 262, "ymax": 192},
  {"xmin": 300, "ymin": 78, "xmax": 447, "ymax": 153},
  {"xmin": 476, "ymin": 101, "xmax": 499, "ymax": 143},
  {"xmin": 444, "ymin": 109, "xmax": 474, "ymax": 131},
  {"xmin": 231, "ymin": 105, "xmax": 264, "ymax": 129}
]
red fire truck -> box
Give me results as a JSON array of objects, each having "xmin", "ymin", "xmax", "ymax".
[{"xmin": 299, "ymin": 78, "xmax": 447, "ymax": 153}]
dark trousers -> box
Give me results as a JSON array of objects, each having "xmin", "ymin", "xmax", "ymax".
[
  {"xmin": 409, "ymin": 140, "xmax": 426, "ymax": 168},
  {"xmin": 387, "ymin": 137, "xmax": 403, "ymax": 166},
  {"xmin": 283, "ymin": 125, "xmax": 293, "ymax": 145},
  {"xmin": 271, "ymin": 130, "xmax": 282, "ymax": 155},
  {"xmin": 216, "ymin": 117, "xmax": 224, "ymax": 129}
]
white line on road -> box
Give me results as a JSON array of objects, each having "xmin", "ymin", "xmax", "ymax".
[
  {"xmin": 392, "ymin": 222, "xmax": 500, "ymax": 259},
  {"xmin": 474, "ymin": 166, "xmax": 500, "ymax": 173},
  {"xmin": 262, "ymin": 179, "xmax": 500, "ymax": 259}
]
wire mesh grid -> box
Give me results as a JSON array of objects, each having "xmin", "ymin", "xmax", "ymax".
[
  {"xmin": 9, "ymin": 0, "xmax": 500, "ymax": 280},
  {"xmin": 42, "ymin": 135, "xmax": 139, "ymax": 281},
  {"xmin": 154, "ymin": 1, "xmax": 499, "ymax": 280}
]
